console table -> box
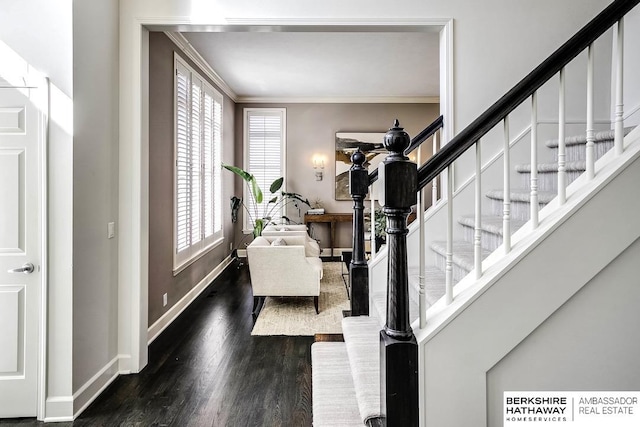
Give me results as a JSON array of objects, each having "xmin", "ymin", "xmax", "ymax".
[{"xmin": 304, "ymin": 213, "xmax": 353, "ymax": 257}]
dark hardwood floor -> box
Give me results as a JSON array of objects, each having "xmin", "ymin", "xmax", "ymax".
[{"xmin": 1, "ymin": 258, "xmax": 314, "ymax": 427}]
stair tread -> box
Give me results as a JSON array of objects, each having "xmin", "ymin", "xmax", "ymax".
[
  {"xmin": 545, "ymin": 127, "xmax": 633, "ymax": 148},
  {"xmin": 312, "ymin": 342, "xmax": 363, "ymax": 427},
  {"xmin": 458, "ymin": 215, "xmax": 527, "ymax": 235},
  {"xmin": 430, "ymin": 240, "xmax": 491, "ymax": 272},
  {"xmin": 342, "ymin": 316, "xmax": 383, "ymax": 422},
  {"xmin": 515, "ymin": 160, "xmax": 586, "ymax": 173},
  {"xmin": 485, "ymin": 188, "xmax": 556, "ymax": 203}
]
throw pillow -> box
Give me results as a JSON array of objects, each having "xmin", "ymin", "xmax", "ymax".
[{"xmin": 271, "ymin": 237, "xmax": 287, "ymax": 246}]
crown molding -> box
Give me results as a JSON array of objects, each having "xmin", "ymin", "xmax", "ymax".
[
  {"xmin": 224, "ymin": 17, "xmax": 451, "ymax": 29},
  {"xmin": 236, "ymin": 96, "xmax": 439, "ymax": 104},
  {"xmin": 164, "ymin": 31, "xmax": 238, "ymax": 101}
]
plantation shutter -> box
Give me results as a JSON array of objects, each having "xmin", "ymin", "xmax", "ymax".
[
  {"xmin": 212, "ymin": 97, "xmax": 223, "ymax": 234},
  {"xmin": 175, "ymin": 62, "xmax": 191, "ymax": 253},
  {"xmin": 245, "ymin": 109, "xmax": 285, "ymax": 231},
  {"xmin": 174, "ymin": 55, "xmax": 224, "ymax": 269}
]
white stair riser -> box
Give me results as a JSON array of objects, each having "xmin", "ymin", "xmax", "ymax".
[
  {"xmin": 518, "ymin": 169, "xmax": 583, "ymax": 192},
  {"xmin": 461, "ymin": 225, "xmax": 503, "ymax": 252},
  {"xmin": 488, "ymin": 198, "xmax": 547, "ymax": 222},
  {"xmin": 550, "ymin": 140, "xmax": 613, "ymax": 162},
  {"xmin": 433, "ymin": 252, "xmax": 470, "ymax": 284}
]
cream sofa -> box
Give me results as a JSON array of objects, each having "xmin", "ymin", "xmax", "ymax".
[
  {"xmin": 247, "ymin": 235, "xmax": 323, "ymax": 314},
  {"xmin": 262, "ymin": 224, "xmax": 321, "ymax": 257}
]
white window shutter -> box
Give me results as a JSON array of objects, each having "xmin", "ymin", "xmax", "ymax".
[
  {"xmin": 175, "ymin": 64, "xmax": 191, "ymax": 253},
  {"xmin": 174, "ymin": 55, "xmax": 224, "ymax": 270},
  {"xmin": 244, "ymin": 109, "xmax": 286, "ymax": 231}
]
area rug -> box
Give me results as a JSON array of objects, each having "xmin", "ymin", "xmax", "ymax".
[{"xmin": 251, "ymin": 262, "xmax": 350, "ymax": 336}]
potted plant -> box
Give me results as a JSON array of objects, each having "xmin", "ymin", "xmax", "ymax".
[
  {"xmin": 223, "ymin": 164, "xmax": 310, "ymax": 237},
  {"xmin": 374, "ymin": 208, "xmax": 387, "ymax": 251}
]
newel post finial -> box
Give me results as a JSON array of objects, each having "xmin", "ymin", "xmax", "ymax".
[
  {"xmin": 350, "ymin": 148, "xmax": 366, "ymax": 171},
  {"xmin": 384, "ymin": 119, "xmax": 411, "ymax": 159}
]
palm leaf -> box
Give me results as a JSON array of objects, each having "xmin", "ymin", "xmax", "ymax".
[
  {"xmin": 269, "ymin": 177, "xmax": 284, "ymax": 193},
  {"xmin": 254, "ymin": 218, "xmax": 265, "ymax": 237},
  {"xmin": 251, "ymin": 178, "xmax": 263, "ymax": 204},
  {"xmin": 222, "ymin": 164, "xmax": 253, "ymax": 182}
]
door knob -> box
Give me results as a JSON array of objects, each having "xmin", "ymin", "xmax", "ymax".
[{"xmin": 7, "ymin": 263, "xmax": 35, "ymax": 274}]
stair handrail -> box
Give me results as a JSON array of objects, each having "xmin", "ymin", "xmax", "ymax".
[
  {"xmin": 369, "ymin": 114, "xmax": 443, "ymax": 184},
  {"xmin": 417, "ymin": 0, "xmax": 640, "ymax": 190}
]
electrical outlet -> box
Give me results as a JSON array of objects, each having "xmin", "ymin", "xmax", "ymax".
[
  {"xmin": 229, "ymin": 242, "xmax": 233, "ymax": 251},
  {"xmin": 107, "ymin": 222, "xmax": 116, "ymax": 239},
  {"xmin": 163, "ymin": 293, "xmax": 168, "ymax": 307}
]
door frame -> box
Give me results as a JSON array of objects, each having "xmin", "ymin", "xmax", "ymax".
[
  {"xmin": 0, "ymin": 75, "xmax": 48, "ymax": 419},
  {"xmin": 119, "ymin": 5, "xmax": 454, "ymax": 374}
]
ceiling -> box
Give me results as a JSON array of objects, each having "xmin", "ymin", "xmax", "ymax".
[{"xmin": 180, "ymin": 30, "xmax": 440, "ymax": 102}]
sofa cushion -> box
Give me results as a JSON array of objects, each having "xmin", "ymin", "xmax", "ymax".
[
  {"xmin": 251, "ymin": 236, "xmax": 270, "ymax": 247},
  {"xmin": 271, "ymin": 237, "xmax": 287, "ymax": 246}
]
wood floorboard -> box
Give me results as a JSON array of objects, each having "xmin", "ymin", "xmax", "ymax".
[{"xmin": 0, "ymin": 259, "xmax": 314, "ymax": 427}]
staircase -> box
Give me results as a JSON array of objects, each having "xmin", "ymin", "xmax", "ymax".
[
  {"xmin": 312, "ymin": 1, "xmax": 640, "ymax": 426},
  {"xmin": 312, "ymin": 126, "xmax": 637, "ymax": 426}
]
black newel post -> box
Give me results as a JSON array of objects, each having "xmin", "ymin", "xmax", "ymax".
[
  {"xmin": 379, "ymin": 120, "xmax": 418, "ymax": 426},
  {"xmin": 349, "ymin": 149, "xmax": 369, "ymax": 316}
]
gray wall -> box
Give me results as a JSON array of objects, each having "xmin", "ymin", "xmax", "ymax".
[
  {"xmin": 72, "ymin": 0, "xmax": 120, "ymax": 392},
  {"xmin": 234, "ymin": 103, "xmax": 440, "ymax": 249},
  {"xmin": 487, "ymin": 236, "xmax": 640, "ymax": 426},
  {"xmin": 148, "ymin": 32, "xmax": 236, "ymax": 325}
]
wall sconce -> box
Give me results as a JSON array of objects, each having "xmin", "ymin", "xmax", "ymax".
[{"xmin": 312, "ymin": 155, "xmax": 325, "ymax": 181}]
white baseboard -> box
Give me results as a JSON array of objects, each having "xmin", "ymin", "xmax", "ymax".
[
  {"xmin": 43, "ymin": 396, "xmax": 73, "ymax": 422},
  {"xmin": 147, "ymin": 255, "xmax": 234, "ymax": 344},
  {"xmin": 72, "ymin": 356, "xmax": 121, "ymax": 419},
  {"xmin": 116, "ymin": 353, "xmax": 132, "ymax": 374}
]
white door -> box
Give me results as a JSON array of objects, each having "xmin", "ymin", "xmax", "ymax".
[{"xmin": 0, "ymin": 84, "xmax": 44, "ymax": 417}]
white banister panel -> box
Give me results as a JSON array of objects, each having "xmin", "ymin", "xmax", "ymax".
[
  {"xmin": 614, "ymin": 18, "xmax": 624, "ymax": 156},
  {"xmin": 445, "ymin": 166, "xmax": 453, "ymax": 305},
  {"xmin": 530, "ymin": 92, "xmax": 539, "ymax": 229},
  {"xmin": 586, "ymin": 43, "xmax": 595, "ymax": 180},
  {"xmin": 558, "ymin": 68, "xmax": 567, "ymax": 205},
  {"xmin": 503, "ymin": 117, "xmax": 511, "ymax": 254},
  {"xmin": 474, "ymin": 140, "xmax": 482, "ymax": 279}
]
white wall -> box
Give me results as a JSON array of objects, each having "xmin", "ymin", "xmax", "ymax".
[
  {"xmin": 486, "ymin": 236, "xmax": 640, "ymax": 426},
  {"xmin": 72, "ymin": 0, "xmax": 120, "ymax": 414},
  {"xmin": 0, "ymin": 0, "xmax": 74, "ymax": 420}
]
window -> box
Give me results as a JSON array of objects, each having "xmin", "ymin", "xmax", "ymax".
[
  {"xmin": 243, "ymin": 108, "xmax": 286, "ymax": 232},
  {"xmin": 174, "ymin": 54, "xmax": 223, "ymax": 270}
]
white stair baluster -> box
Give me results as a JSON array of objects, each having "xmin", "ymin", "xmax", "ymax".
[
  {"xmin": 418, "ymin": 184, "xmax": 426, "ymax": 328},
  {"xmin": 432, "ymin": 133, "xmax": 439, "ymax": 205},
  {"xmin": 445, "ymin": 166, "xmax": 453, "ymax": 305},
  {"xmin": 558, "ymin": 67, "xmax": 567, "ymax": 205},
  {"xmin": 415, "ymin": 144, "xmax": 426, "ymax": 327},
  {"xmin": 503, "ymin": 117, "xmax": 511, "ymax": 254},
  {"xmin": 530, "ymin": 92, "xmax": 539, "ymax": 229},
  {"xmin": 586, "ymin": 43, "xmax": 595, "ymax": 180},
  {"xmin": 474, "ymin": 140, "xmax": 482, "ymax": 279},
  {"xmin": 615, "ymin": 18, "xmax": 625, "ymax": 155}
]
